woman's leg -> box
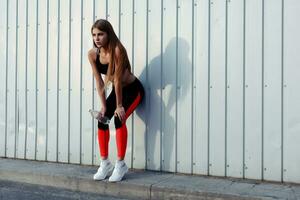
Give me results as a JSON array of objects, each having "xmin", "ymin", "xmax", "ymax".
[
  {"xmin": 109, "ymin": 79, "xmax": 144, "ymax": 182},
  {"xmin": 94, "ymin": 92, "xmax": 116, "ymax": 180},
  {"xmin": 97, "ymin": 90, "xmax": 116, "ymax": 160},
  {"xmin": 114, "ymin": 83, "xmax": 144, "ymax": 160}
]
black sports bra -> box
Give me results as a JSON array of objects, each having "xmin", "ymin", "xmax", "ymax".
[{"xmin": 96, "ymin": 53, "xmax": 108, "ymax": 75}]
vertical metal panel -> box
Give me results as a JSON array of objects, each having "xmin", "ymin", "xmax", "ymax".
[
  {"xmin": 107, "ymin": 0, "xmax": 119, "ymax": 37},
  {"xmin": 26, "ymin": 0, "xmax": 37, "ymax": 160},
  {"xmin": 133, "ymin": 0, "xmax": 147, "ymax": 170},
  {"xmin": 6, "ymin": 0, "xmax": 17, "ymax": 159},
  {"xmin": 14, "ymin": 0, "xmax": 19, "ymax": 160},
  {"xmin": 121, "ymin": 0, "xmax": 135, "ymax": 168},
  {"xmin": 120, "ymin": 0, "xmax": 142, "ymax": 169},
  {"xmin": 95, "ymin": 0, "xmax": 106, "ymax": 19},
  {"xmin": 24, "ymin": 0, "xmax": 28, "ymax": 159},
  {"xmin": 226, "ymin": 0, "xmax": 244, "ymax": 178},
  {"xmin": 146, "ymin": 0, "xmax": 162, "ymax": 171},
  {"xmin": 162, "ymin": 0, "xmax": 177, "ymax": 173},
  {"xmin": 36, "ymin": 0, "xmax": 47, "ymax": 161},
  {"xmin": 57, "ymin": 0, "xmax": 70, "ymax": 163},
  {"xmin": 34, "ymin": 0, "xmax": 38, "ymax": 160},
  {"xmin": 244, "ymin": 0, "xmax": 263, "ymax": 180},
  {"xmin": 45, "ymin": 0, "xmax": 49, "ymax": 161},
  {"xmin": 176, "ymin": 0, "xmax": 193, "ymax": 173},
  {"xmin": 120, "ymin": 0, "xmax": 134, "ymax": 169},
  {"xmin": 263, "ymin": 0, "xmax": 282, "ymax": 182},
  {"xmin": 47, "ymin": 0, "xmax": 58, "ymax": 162},
  {"xmin": 191, "ymin": 0, "xmax": 195, "ymax": 174},
  {"xmin": 68, "ymin": 0, "xmax": 72, "ymax": 164},
  {"xmin": 283, "ymin": 0, "xmax": 300, "ymax": 183},
  {"xmin": 193, "ymin": 0, "xmax": 209, "ymax": 175},
  {"xmin": 16, "ymin": 0, "xmax": 27, "ymax": 159},
  {"xmin": 0, "ymin": 0, "xmax": 7, "ymax": 157},
  {"xmin": 69, "ymin": 0, "xmax": 82, "ymax": 164},
  {"xmin": 209, "ymin": 0, "xmax": 226, "ymax": 176},
  {"xmin": 81, "ymin": 0, "xmax": 94, "ymax": 165},
  {"xmin": 79, "ymin": 0, "xmax": 83, "ymax": 164}
]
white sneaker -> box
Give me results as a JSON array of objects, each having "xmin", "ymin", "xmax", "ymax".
[
  {"xmin": 93, "ymin": 159, "xmax": 114, "ymax": 180},
  {"xmin": 108, "ymin": 160, "xmax": 128, "ymax": 182}
]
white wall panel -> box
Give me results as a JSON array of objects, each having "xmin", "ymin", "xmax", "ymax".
[
  {"xmin": 47, "ymin": 0, "xmax": 58, "ymax": 162},
  {"xmin": 0, "ymin": 0, "xmax": 7, "ymax": 157},
  {"xmin": 81, "ymin": 0, "xmax": 94, "ymax": 165},
  {"xmin": 209, "ymin": 0, "xmax": 226, "ymax": 176},
  {"xmin": 193, "ymin": 0, "xmax": 209, "ymax": 175},
  {"xmin": 177, "ymin": 0, "xmax": 193, "ymax": 173},
  {"xmin": 133, "ymin": 0, "xmax": 147, "ymax": 170},
  {"xmin": 69, "ymin": 0, "xmax": 82, "ymax": 164},
  {"xmin": 57, "ymin": 0, "xmax": 70, "ymax": 163},
  {"xmin": 16, "ymin": 0, "xmax": 27, "ymax": 159},
  {"xmin": 244, "ymin": 0, "xmax": 263, "ymax": 180},
  {"xmin": 107, "ymin": 0, "xmax": 119, "ymax": 37},
  {"xmin": 283, "ymin": 0, "xmax": 300, "ymax": 184},
  {"xmin": 26, "ymin": 0, "xmax": 37, "ymax": 160},
  {"xmin": 226, "ymin": 0, "xmax": 244, "ymax": 178},
  {"xmin": 36, "ymin": 0, "xmax": 47, "ymax": 161},
  {"xmin": 120, "ymin": 0, "xmax": 142, "ymax": 169},
  {"xmin": 6, "ymin": 0, "xmax": 17, "ymax": 159},
  {"xmin": 95, "ymin": 0, "xmax": 106, "ymax": 20},
  {"xmin": 162, "ymin": 0, "xmax": 177, "ymax": 173},
  {"xmin": 263, "ymin": 0, "xmax": 282, "ymax": 182},
  {"xmin": 146, "ymin": 0, "xmax": 162, "ymax": 171}
]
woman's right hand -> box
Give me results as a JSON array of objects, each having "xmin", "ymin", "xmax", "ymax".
[{"xmin": 99, "ymin": 106, "xmax": 107, "ymax": 118}]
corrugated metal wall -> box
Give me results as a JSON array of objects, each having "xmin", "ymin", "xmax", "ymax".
[{"xmin": 1, "ymin": 0, "xmax": 300, "ymax": 184}]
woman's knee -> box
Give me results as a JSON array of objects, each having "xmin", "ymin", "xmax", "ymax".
[
  {"xmin": 114, "ymin": 117, "xmax": 123, "ymax": 129},
  {"xmin": 98, "ymin": 122, "xmax": 109, "ymax": 130}
]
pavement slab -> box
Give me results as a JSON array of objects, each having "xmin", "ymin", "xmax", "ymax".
[{"xmin": 0, "ymin": 158, "xmax": 299, "ymax": 200}]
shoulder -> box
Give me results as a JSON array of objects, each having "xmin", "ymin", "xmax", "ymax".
[
  {"xmin": 88, "ymin": 48, "xmax": 98, "ymax": 60},
  {"xmin": 114, "ymin": 45, "xmax": 122, "ymax": 57}
]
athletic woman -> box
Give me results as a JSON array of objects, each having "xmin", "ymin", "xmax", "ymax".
[{"xmin": 88, "ymin": 19, "xmax": 144, "ymax": 182}]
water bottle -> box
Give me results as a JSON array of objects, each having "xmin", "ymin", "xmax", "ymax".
[{"xmin": 88, "ymin": 109, "xmax": 110, "ymax": 125}]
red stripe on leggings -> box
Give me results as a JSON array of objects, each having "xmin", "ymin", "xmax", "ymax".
[
  {"xmin": 125, "ymin": 92, "xmax": 141, "ymax": 120},
  {"xmin": 115, "ymin": 92, "xmax": 141, "ymax": 159}
]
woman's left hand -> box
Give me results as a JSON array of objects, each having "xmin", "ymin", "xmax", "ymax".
[{"xmin": 114, "ymin": 106, "xmax": 126, "ymax": 123}]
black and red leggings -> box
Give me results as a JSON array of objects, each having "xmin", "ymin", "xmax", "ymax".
[{"xmin": 97, "ymin": 78, "xmax": 144, "ymax": 159}]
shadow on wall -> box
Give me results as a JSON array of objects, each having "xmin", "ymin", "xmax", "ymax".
[{"xmin": 136, "ymin": 37, "xmax": 191, "ymax": 171}]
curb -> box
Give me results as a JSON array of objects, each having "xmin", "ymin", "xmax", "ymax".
[{"xmin": 1, "ymin": 158, "xmax": 297, "ymax": 200}]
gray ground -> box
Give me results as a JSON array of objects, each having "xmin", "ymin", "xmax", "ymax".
[{"xmin": 0, "ymin": 180, "xmax": 130, "ymax": 200}]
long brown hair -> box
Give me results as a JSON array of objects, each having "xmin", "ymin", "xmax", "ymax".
[{"xmin": 91, "ymin": 19, "xmax": 131, "ymax": 86}]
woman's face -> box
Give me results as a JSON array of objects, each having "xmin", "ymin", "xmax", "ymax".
[{"xmin": 92, "ymin": 28, "xmax": 108, "ymax": 48}]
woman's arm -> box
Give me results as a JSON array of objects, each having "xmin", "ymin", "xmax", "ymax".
[
  {"xmin": 88, "ymin": 49, "xmax": 106, "ymax": 109},
  {"xmin": 113, "ymin": 47, "xmax": 125, "ymax": 121}
]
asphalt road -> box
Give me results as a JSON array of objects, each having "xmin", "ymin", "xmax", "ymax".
[{"xmin": 0, "ymin": 180, "xmax": 130, "ymax": 200}]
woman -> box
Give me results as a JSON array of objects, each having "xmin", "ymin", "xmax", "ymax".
[{"xmin": 88, "ymin": 19, "xmax": 144, "ymax": 182}]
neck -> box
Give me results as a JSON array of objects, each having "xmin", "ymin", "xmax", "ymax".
[{"xmin": 100, "ymin": 45, "xmax": 109, "ymax": 52}]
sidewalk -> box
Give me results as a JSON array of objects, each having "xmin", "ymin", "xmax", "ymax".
[{"xmin": 0, "ymin": 158, "xmax": 299, "ymax": 200}]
